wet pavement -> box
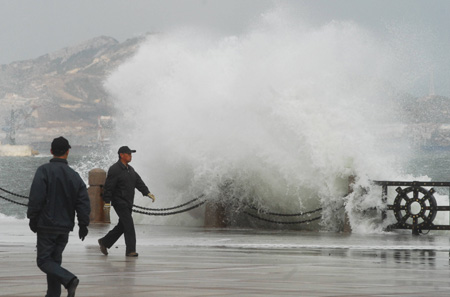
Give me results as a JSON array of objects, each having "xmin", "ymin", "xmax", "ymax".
[{"xmin": 1, "ymin": 219, "xmax": 450, "ymax": 296}]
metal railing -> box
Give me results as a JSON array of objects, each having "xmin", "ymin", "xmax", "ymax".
[{"xmin": 373, "ymin": 181, "xmax": 450, "ymax": 235}]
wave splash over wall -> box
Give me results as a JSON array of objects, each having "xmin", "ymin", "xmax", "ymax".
[{"xmin": 104, "ymin": 9, "xmax": 425, "ymax": 231}]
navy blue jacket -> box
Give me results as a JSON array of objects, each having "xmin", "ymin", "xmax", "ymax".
[
  {"xmin": 27, "ymin": 158, "xmax": 91, "ymax": 233},
  {"xmin": 103, "ymin": 160, "xmax": 150, "ymax": 208}
]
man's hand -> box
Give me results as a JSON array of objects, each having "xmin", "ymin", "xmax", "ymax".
[
  {"xmin": 29, "ymin": 218, "xmax": 38, "ymax": 233},
  {"xmin": 147, "ymin": 193, "xmax": 156, "ymax": 203},
  {"xmin": 79, "ymin": 225, "xmax": 88, "ymax": 241}
]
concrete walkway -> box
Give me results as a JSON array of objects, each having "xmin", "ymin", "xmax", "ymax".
[{"xmin": 1, "ymin": 219, "xmax": 450, "ymax": 296}]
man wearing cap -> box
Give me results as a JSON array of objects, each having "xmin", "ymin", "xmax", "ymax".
[
  {"xmin": 98, "ymin": 146, "xmax": 155, "ymax": 257},
  {"xmin": 27, "ymin": 136, "xmax": 91, "ymax": 297}
]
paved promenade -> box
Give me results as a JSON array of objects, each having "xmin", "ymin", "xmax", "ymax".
[{"xmin": 2, "ymin": 219, "xmax": 450, "ymax": 297}]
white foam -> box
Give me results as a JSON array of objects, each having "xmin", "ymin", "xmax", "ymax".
[
  {"xmin": 0, "ymin": 213, "xmax": 25, "ymax": 222},
  {"xmin": 103, "ymin": 6, "xmax": 439, "ymax": 231}
]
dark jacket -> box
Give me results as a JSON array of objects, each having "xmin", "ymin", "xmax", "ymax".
[
  {"xmin": 27, "ymin": 158, "xmax": 91, "ymax": 233},
  {"xmin": 103, "ymin": 160, "xmax": 150, "ymax": 208}
]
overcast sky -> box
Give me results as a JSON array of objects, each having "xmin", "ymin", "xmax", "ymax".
[
  {"xmin": 0, "ymin": 0, "xmax": 269, "ymax": 64},
  {"xmin": 1, "ymin": 0, "xmax": 450, "ymax": 96},
  {"xmin": 1, "ymin": 0, "xmax": 449, "ymax": 64}
]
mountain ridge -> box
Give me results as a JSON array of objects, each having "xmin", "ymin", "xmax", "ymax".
[{"xmin": 0, "ymin": 34, "xmax": 148, "ymax": 145}]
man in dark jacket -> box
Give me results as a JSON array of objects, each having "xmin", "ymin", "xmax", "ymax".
[
  {"xmin": 27, "ymin": 136, "xmax": 91, "ymax": 297},
  {"xmin": 98, "ymin": 146, "xmax": 155, "ymax": 257}
]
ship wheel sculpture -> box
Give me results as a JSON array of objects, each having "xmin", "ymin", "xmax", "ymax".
[{"xmin": 392, "ymin": 186, "xmax": 437, "ymax": 234}]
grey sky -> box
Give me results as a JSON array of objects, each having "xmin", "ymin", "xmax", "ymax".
[
  {"xmin": 0, "ymin": 0, "xmax": 274, "ymax": 64},
  {"xmin": 1, "ymin": 0, "xmax": 449, "ymax": 63},
  {"xmin": 1, "ymin": 0, "xmax": 450, "ymax": 95}
]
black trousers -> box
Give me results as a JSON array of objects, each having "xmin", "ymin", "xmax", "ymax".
[
  {"xmin": 101, "ymin": 205, "xmax": 136, "ymax": 254},
  {"xmin": 36, "ymin": 232, "xmax": 75, "ymax": 297}
]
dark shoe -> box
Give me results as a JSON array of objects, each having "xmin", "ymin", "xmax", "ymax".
[
  {"xmin": 98, "ymin": 239, "xmax": 108, "ymax": 255},
  {"xmin": 126, "ymin": 252, "xmax": 139, "ymax": 257},
  {"xmin": 67, "ymin": 277, "xmax": 79, "ymax": 297}
]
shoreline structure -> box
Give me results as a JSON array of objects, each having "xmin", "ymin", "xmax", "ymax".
[{"xmin": 0, "ymin": 142, "xmax": 38, "ymax": 156}]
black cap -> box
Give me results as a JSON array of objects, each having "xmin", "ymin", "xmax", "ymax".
[
  {"xmin": 118, "ymin": 146, "xmax": 136, "ymax": 154},
  {"xmin": 51, "ymin": 136, "xmax": 71, "ymax": 153}
]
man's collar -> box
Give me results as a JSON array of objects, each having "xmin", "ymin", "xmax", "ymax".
[
  {"xmin": 50, "ymin": 158, "xmax": 68, "ymax": 164},
  {"xmin": 117, "ymin": 160, "xmax": 129, "ymax": 169}
]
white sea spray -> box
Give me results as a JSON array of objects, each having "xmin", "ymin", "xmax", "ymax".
[{"xmin": 103, "ymin": 7, "xmax": 441, "ymax": 231}]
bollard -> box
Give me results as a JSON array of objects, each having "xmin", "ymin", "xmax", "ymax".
[
  {"xmin": 88, "ymin": 168, "xmax": 110, "ymax": 223},
  {"xmin": 204, "ymin": 202, "xmax": 227, "ymax": 228}
]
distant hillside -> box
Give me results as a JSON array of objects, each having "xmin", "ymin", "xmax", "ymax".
[
  {"xmin": 1, "ymin": 34, "xmax": 449, "ymax": 149},
  {"xmin": 0, "ymin": 35, "xmax": 147, "ymax": 145}
]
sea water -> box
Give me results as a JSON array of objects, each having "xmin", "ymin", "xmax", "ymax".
[
  {"xmin": 1, "ymin": 149, "xmax": 449, "ymax": 222},
  {"xmin": 1, "ymin": 7, "xmax": 449, "ymax": 234}
]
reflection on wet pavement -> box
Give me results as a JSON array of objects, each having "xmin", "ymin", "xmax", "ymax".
[{"xmin": 1, "ymin": 221, "xmax": 450, "ymax": 296}]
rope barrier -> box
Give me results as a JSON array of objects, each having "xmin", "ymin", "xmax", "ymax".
[
  {"xmin": 132, "ymin": 200, "xmax": 206, "ymax": 216},
  {"xmin": 133, "ymin": 195, "xmax": 204, "ymax": 211},
  {"xmin": 245, "ymin": 204, "xmax": 322, "ymax": 217},
  {"xmin": 244, "ymin": 211, "xmax": 321, "ymax": 224},
  {"xmin": 0, "ymin": 186, "xmax": 323, "ymax": 225},
  {"xmin": 0, "ymin": 194, "xmax": 28, "ymax": 207},
  {"xmin": 0, "ymin": 186, "xmax": 29, "ymax": 199}
]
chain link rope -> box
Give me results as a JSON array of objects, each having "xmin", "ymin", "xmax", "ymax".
[
  {"xmin": 132, "ymin": 200, "xmax": 207, "ymax": 216},
  {"xmin": 245, "ymin": 204, "xmax": 322, "ymax": 216},
  {"xmin": 0, "ymin": 194, "xmax": 28, "ymax": 207},
  {"xmin": 0, "ymin": 186, "xmax": 29, "ymax": 199},
  {"xmin": 244, "ymin": 211, "xmax": 322, "ymax": 224},
  {"xmin": 0, "ymin": 186, "xmax": 323, "ymax": 224},
  {"xmin": 133, "ymin": 195, "xmax": 204, "ymax": 211}
]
